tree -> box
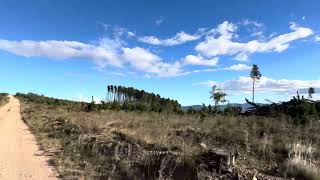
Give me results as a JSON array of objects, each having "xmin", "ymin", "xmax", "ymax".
[
  {"xmin": 210, "ymin": 85, "xmax": 227, "ymax": 111},
  {"xmin": 105, "ymin": 84, "xmax": 183, "ymax": 112},
  {"xmin": 250, "ymin": 64, "xmax": 262, "ymax": 103},
  {"xmin": 107, "ymin": 85, "xmax": 111, "ymax": 102},
  {"xmin": 308, "ymin": 87, "xmax": 315, "ymax": 99}
]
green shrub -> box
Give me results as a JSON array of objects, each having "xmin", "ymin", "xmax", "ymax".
[
  {"xmin": 288, "ymin": 100, "xmax": 317, "ymax": 124},
  {"xmin": 223, "ymin": 106, "xmax": 239, "ymax": 116}
]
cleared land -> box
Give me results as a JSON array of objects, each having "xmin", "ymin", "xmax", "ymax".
[
  {"xmin": 0, "ymin": 95, "xmax": 57, "ymax": 180},
  {"xmin": 16, "ymin": 93, "xmax": 320, "ymax": 179}
]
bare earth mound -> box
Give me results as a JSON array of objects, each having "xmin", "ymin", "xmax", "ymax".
[{"xmin": 0, "ymin": 95, "xmax": 57, "ymax": 180}]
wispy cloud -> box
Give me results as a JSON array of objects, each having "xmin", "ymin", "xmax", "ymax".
[
  {"xmin": 195, "ymin": 21, "xmax": 313, "ymax": 61},
  {"xmin": 241, "ymin": 19, "xmax": 264, "ymax": 28},
  {"xmin": 1, "ymin": 37, "xmax": 190, "ymax": 77},
  {"xmin": 138, "ymin": 31, "xmax": 201, "ymax": 46},
  {"xmin": 182, "ymin": 54, "xmax": 218, "ymax": 66},
  {"xmin": 155, "ymin": 17, "xmax": 165, "ymax": 26},
  {"xmin": 190, "ymin": 64, "xmax": 251, "ymax": 73},
  {"xmin": 223, "ymin": 64, "xmax": 251, "ymax": 71},
  {"xmin": 0, "ymin": 20, "xmax": 315, "ymax": 78},
  {"xmin": 0, "ymin": 35, "xmax": 266, "ymax": 78},
  {"xmin": 127, "ymin": 31, "xmax": 136, "ymax": 37},
  {"xmin": 240, "ymin": 19, "xmax": 265, "ymax": 38},
  {"xmin": 194, "ymin": 76, "xmax": 320, "ymax": 94},
  {"xmin": 0, "ymin": 38, "xmax": 124, "ymax": 67}
]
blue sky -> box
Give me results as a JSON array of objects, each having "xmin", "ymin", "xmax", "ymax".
[{"xmin": 0, "ymin": 0, "xmax": 320, "ymax": 105}]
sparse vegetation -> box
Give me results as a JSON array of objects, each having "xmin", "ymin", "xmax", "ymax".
[
  {"xmin": 210, "ymin": 85, "xmax": 226, "ymax": 112},
  {"xmin": 0, "ymin": 93, "xmax": 9, "ymax": 107},
  {"xmin": 282, "ymin": 142, "xmax": 320, "ymax": 180},
  {"xmin": 15, "ymin": 92, "xmax": 320, "ymax": 179},
  {"xmin": 105, "ymin": 85, "xmax": 182, "ymax": 113}
]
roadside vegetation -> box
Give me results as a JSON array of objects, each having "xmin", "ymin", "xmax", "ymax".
[
  {"xmin": 16, "ymin": 91, "xmax": 320, "ymax": 179},
  {"xmin": 0, "ymin": 93, "xmax": 9, "ymax": 107}
]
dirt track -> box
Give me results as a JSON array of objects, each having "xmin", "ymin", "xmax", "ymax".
[{"xmin": 0, "ymin": 95, "xmax": 57, "ymax": 179}]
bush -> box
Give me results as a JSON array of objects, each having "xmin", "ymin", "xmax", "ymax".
[
  {"xmin": 223, "ymin": 106, "xmax": 240, "ymax": 116},
  {"xmin": 0, "ymin": 93, "xmax": 9, "ymax": 106},
  {"xmin": 315, "ymin": 102, "xmax": 320, "ymax": 115},
  {"xmin": 288, "ymin": 100, "xmax": 317, "ymax": 124}
]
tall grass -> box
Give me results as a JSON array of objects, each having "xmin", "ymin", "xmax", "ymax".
[
  {"xmin": 17, "ymin": 96, "xmax": 320, "ymax": 179},
  {"xmin": 283, "ymin": 142, "xmax": 320, "ymax": 180},
  {"xmin": 0, "ymin": 93, "xmax": 9, "ymax": 107}
]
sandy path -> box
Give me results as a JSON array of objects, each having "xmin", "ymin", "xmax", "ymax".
[{"xmin": 0, "ymin": 96, "xmax": 57, "ymax": 180}]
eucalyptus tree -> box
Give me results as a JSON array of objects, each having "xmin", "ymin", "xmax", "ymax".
[
  {"xmin": 250, "ymin": 64, "xmax": 262, "ymax": 103},
  {"xmin": 105, "ymin": 84, "xmax": 183, "ymax": 112},
  {"xmin": 107, "ymin": 85, "xmax": 110, "ymax": 101}
]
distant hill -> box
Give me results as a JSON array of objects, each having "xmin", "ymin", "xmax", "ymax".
[
  {"xmin": 182, "ymin": 103, "xmax": 264, "ymax": 111},
  {"xmin": 181, "ymin": 105, "xmax": 203, "ymax": 111}
]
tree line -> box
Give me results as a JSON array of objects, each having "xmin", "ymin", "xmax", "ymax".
[
  {"xmin": 15, "ymin": 86, "xmax": 183, "ymax": 113},
  {"xmin": 104, "ymin": 85, "xmax": 182, "ymax": 113}
]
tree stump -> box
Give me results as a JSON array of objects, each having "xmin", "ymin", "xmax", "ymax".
[{"xmin": 198, "ymin": 149, "xmax": 235, "ymax": 174}]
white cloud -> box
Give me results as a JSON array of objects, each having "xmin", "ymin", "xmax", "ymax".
[
  {"xmin": 112, "ymin": 26, "xmax": 127, "ymax": 37},
  {"xmin": 78, "ymin": 93, "xmax": 88, "ymax": 102},
  {"xmin": 190, "ymin": 64, "xmax": 251, "ymax": 74},
  {"xmin": 127, "ymin": 31, "xmax": 136, "ymax": 37},
  {"xmin": 315, "ymin": 35, "xmax": 320, "ymax": 42},
  {"xmin": 194, "ymin": 76, "xmax": 320, "ymax": 94},
  {"xmin": 183, "ymin": 54, "xmax": 218, "ymax": 66},
  {"xmin": 155, "ymin": 17, "xmax": 165, "ymax": 26},
  {"xmin": 0, "ymin": 38, "xmax": 124, "ymax": 67},
  {"xmin": 122, "ymin": 47, "xmax": 161, "ymax": 71},
  {"xmin": 250, "ymin": 31, "xmax": 263, "ymax": 37},
  {"xmin": 0, "ymin": 21, "xmax": 315, "ymax": 78},
  {"xmin": 209, "ymin": 21, "xmax": 237, "ymax": 38},
  {"xmin": 72, "ymin": 93, "xmax": 102, "ymax": 103},
  {"xmin": 241, "ymin": 19, "xmax": 264, "ymax": 28},
  {"xmin": 72, "ymin": 93, "xmax": 90, "ymax": 102},
  {"xmin": 122, "ymin": 47, "xmax": 187, "ymax": 77},
  {"xmin": 99, "ymin": 23, "xmax": 131, "ymax": 39},
  {"xmin": 192, "ymin": 80, "xmax": 217, "ymax": 87},
  {"xmin": 224, "ymin": 64, "xmax": 251, "ymax": 71},
  {"xmin": 195, "ymin": 21, "xmax": 313, "ymax": 61},
  {"xmin": 0, "ymin": 38, "xmax": 188, "ymax": 77},
  {"xmin": 139, "ymin": 31, "xmax": 201, "ymax": 46},
  {"xmin": 241, "ymin": 20, "xmax": 264, "ymax": 38}
]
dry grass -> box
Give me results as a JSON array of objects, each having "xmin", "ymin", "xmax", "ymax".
[
  {"xmin": 18, "ymin": 98, "xmax": 320, "ymax": 179},
  {"xmin": 282, "ymin": 142, "xmax": 320, "ymax": 180},
  {"xmin": 0, "ymin": 93, "xmax": 9, "ymax": 107}
]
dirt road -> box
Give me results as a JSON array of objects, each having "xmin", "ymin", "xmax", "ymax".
[{"xmin": 0, "ymin": 95, "xmax": 57, "ymax": 179}]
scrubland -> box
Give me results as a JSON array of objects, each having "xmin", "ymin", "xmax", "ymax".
[
  {"xmin": 16, "ymin": 93, "xmax": 320, "ymax": 179},
  {"xmin": 0, "ymin": 93, "xmax": 9, "ymax": 107}
]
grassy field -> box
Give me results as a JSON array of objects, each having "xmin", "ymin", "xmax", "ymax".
[
  {"xmin": 17, "ymin": 94, "xmax": 320, "ymax": 179},
  {"xmin": 0, "ymin": 93, "xmax": 9, "ymax": 107}
]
